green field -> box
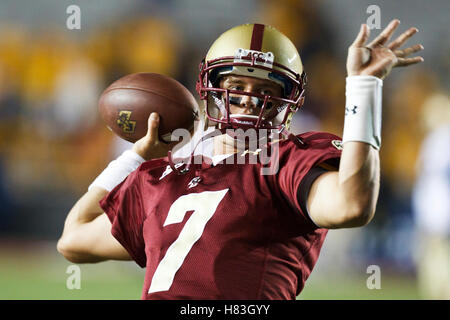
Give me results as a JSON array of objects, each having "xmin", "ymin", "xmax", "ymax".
[{"xmin": 0, "ymin": 241, "xmax": 420, "ymax": 300}]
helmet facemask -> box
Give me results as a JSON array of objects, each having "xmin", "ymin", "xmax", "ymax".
[{"xmin": 197, "ymin": 48, "xmax": 306, "ymax": 133}]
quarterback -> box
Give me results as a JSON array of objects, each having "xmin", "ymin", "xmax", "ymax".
[{"xmin": 58, "ymin": 21, "xmax": 423, "ymax": 299}]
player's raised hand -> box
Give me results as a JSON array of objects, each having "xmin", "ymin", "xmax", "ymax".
[
  {"xmin": 132, "ymin": 113, "xmax": 176, "ymax": 160},
  {"xmin": 347, "ymin": 19, "xmax": 424, "ymax": 79}
]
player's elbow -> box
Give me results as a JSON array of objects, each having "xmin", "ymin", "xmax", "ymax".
[
  {"xmin": 341, "ymin": 199, "xmax": 376, "ymax": 227},
  {"xmin": 57, "ymin": 234, "xmax": 91, "ymax": 264},
  {"xmin": 57, "ymin": 236, "xmax": 79, "ymax": 263}
]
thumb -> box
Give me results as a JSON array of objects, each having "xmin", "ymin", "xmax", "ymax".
[{"xmin": 146, "ymin": 112, "xmax": 160, "ymax": 143}]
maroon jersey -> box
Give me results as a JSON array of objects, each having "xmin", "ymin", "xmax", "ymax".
[{"xmin": 100, "ymin": 131, "xmax": 342, "ymax": 299}]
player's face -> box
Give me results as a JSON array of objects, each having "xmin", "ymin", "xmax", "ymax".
[
  {"xmin": 210, "ymin": 75, "xmax": 283, "ymax": 154},
  {"xmin": 219, "ymin": 75, "xmax": 283, "ymax": 117}
]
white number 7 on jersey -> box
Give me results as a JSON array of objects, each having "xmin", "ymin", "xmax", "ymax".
[{"xmin": 148, "ymin": 189, "xmax": 229, "ymax": 294}]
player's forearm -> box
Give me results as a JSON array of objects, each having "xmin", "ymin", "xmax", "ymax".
[
  {"xmin": 60, "ymin": 187, "xmax": 108, "ymax": 237},
  {"xmin": 337, "ymin": 141, "xmax": 380, "ymax": 225},
  {"xmin": 59, "ymin": 150, "xmax": 146, "ymax": 262},
  {"xmin": 61, "ymin": 149, "xmax": 146, "ymax": 235},
  {"xmin": 58, "ymin": 187, "xmax": 110, "ymax": 262},
  {"xmin": 336, "ymin": 71, "xmax": 382, "ymax": 226}
]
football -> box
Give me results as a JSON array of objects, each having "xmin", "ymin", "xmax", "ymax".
[{"xmin": 98, "ymin": 73, "xmax": 198, "ymax": 143}]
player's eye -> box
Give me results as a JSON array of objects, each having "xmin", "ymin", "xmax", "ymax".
[
  {"xmin": 229, "ymin": 96, "xmax": 241, "ymax": 105},
  {"xmin": 260, "ymin": 89, "xmax": 273, "ymax": 96}
]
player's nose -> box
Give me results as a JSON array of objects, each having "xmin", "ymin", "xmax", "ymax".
[{"xmin": 239, "ymin": 95, "xmax": 257, "ymax": 115}]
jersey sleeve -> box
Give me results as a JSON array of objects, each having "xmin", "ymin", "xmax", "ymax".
[
  {"xmin": 99, "ymin": 167, "xmax": 147, "ymax": 268},
  {"xmin": 277, "ymin": 132, "xmax": 342, "ymax": 230}
]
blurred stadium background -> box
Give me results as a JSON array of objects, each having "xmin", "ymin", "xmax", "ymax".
[{"xmin": 0, "ymin": 0, "xmax": 448, "ymax": 299}]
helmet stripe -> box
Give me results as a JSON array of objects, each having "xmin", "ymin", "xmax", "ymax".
[{"xmin": 250, "ymin": 23, "xmax": 265, "ymax": 51}]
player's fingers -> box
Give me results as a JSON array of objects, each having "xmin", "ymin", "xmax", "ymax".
[
  {"xmin": 394, "ymin": 44, "xmax": 424, "ymax": 57},
  {"xmin": 396, "ymin": 56, "xmax": 424, "ymax": 67},
  {"xmin": 146, "ymin": 112, "xmax": 160, "ymax": 143},
  {"xmin": 367, "ymin": 19, "xmax": 400, "ymax": 47},
  {"xmin": 350, "ymin": 24, "xmax": 370, "ymax": 48},
  {"xmin": 388, "ymin": 27, "xmax": 419, "ymax": 50}
]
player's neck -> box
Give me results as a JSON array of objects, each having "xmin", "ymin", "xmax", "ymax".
[
  {"xmin": 212, "ymin": 134, "xmax": 262, "ymax": 157},
  {"xmin": 213, "ymin": 134, "xmax": 237, "ymax": 156}
]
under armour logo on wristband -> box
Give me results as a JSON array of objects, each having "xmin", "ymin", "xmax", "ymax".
[{"xmin": 345, "ymin": 105, "xmax": 358, "ymax": 115}]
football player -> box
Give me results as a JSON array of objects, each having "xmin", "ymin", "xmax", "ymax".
[{"xmin": 57, "ymin": 21, "xmax": 423, "ymax": 299}]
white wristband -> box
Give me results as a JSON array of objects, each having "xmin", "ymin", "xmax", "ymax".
[
  {"xmin": 88, "ymin": 150, "xmax": 145, "ymax": 192},
  {"xmin": 342, "ymin": 75, "xmax": 383, "ymax": 150}
]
